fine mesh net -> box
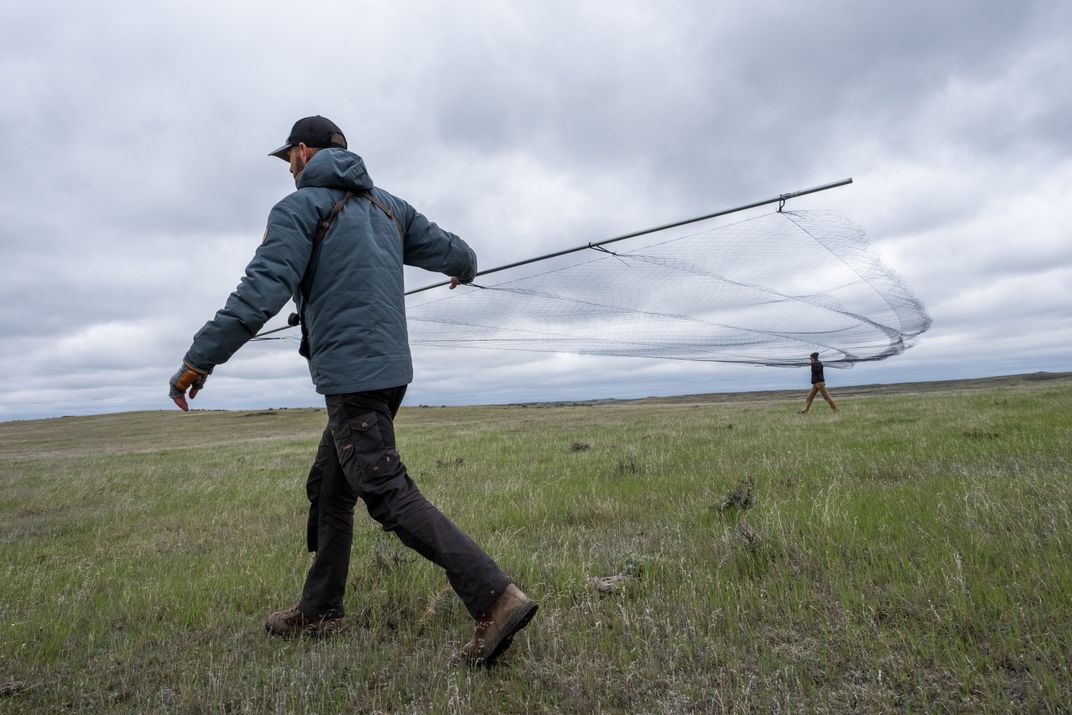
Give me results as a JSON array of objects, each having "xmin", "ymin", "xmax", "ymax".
[{"xmin": 405, "ymin": 210, "xmax": 931, "ymax": 367}]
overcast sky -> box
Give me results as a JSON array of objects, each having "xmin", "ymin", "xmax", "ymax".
[{"xmin": 1, "ymin": 0, "xmax": 1069, "ymax": 421}]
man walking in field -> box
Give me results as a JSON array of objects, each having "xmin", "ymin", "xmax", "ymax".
[
  {"xmin": 798, "ymin": 351, "xmax": 839, "ymax": 414},
  {"xmin": 168, "ymin": 115, "xmax": 536, "ymax": 665}
]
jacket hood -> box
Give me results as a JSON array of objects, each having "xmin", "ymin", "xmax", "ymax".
[{"xmin": 297, "ymin": 148, "xmax": 374, "ymax": 192}]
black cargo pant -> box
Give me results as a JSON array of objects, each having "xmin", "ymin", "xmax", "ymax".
[{"xmin": 299, "ymin": 386, "xmax": 510, "ymax": 620}]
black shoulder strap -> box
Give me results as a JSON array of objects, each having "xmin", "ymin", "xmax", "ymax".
[
  {"xmin": 290, "ymin": 188, "xmax": 407, "ymax": 356},
  {"xmin": 292, "ymin": 190, "xmax": 354, "ymax": 355},
  {"xmin": 299, "ymin": 190, "xmax": 354, "ymax": 301},
  {"xmin": 360, "ymin": 188, "xmax": 405, "ymax": 241},
  {"xmin": 299, "ymin": 188, "xmax": 403, "ymax": 303}
]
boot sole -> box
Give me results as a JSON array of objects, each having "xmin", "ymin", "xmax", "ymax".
[{"xmin": 478, "ymin": 601, "xmax": 538, "ymax": 667}]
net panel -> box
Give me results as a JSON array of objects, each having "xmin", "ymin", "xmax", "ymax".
[{"xmin": 405, "ymin": 210, "xmax": 931, "ymax": 367}]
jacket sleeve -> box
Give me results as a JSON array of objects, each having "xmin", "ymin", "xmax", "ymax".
[
  {"xmin": 390, "ymin": 194, "xmax": 478, "ymax": 282},
  {"xmin": 183, "ymin": 197, "xmax": 317, "ymax": 370}
]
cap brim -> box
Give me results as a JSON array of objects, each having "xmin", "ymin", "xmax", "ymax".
[{"xmin": 268, "ymin": 143, "xmax": 292, "ymax": 161}]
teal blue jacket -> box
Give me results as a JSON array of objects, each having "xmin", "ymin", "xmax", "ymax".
[{"xmin": 184, "ymin": 148, "xmax": 477, "ymax": 394}]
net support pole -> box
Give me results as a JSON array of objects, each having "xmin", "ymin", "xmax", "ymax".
[{"xmin": 405, "ymin": 177, "xmax": 853, "ymax": 296}]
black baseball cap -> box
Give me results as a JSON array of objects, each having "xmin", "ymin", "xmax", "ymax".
[{"xmin": 269, "ymin": 115, "xmax": 347, "ymax": 160}]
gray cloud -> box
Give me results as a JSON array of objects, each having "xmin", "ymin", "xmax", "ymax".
[{"xmin": 1, "ymin": 0, "xmax": 1069, "ymax": 420}]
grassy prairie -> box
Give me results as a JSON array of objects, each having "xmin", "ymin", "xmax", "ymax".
[{"xmin": 0, "ymin": 374, "xmax": 1070, "ymax": 713}]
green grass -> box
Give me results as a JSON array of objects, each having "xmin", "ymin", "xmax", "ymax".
[{"xmin": 1, "ymin": 375, "xmax": 1071, "ymax": 713}]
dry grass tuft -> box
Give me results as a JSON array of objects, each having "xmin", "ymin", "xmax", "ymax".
[{"xmin": 718, "ymin": 475, "xmax": 756, "ymax": 514}]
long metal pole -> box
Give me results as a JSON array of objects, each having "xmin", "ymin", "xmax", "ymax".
[
  {"xmin": 404, "ymin": 177, "xmax": 852, "ymax": 296},
  {"xmin": 251, "ymin": 178, "xmax": 852, "ymax": 338}
]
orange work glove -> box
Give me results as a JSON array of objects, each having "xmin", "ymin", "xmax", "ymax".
[{"xmin": 169, "ymin": 360, "xmax": 210, "ymax": 412}]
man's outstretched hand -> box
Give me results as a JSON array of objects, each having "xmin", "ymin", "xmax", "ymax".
[{"xmin": 169, "ymin": 360, "xmax": 210, "ymax": 411}]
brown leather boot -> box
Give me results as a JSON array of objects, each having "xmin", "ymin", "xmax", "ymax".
[
  {"xmin": 462, "ymin": 584, "xmax": 538, "ymax": 666},
  {"xmin": 264, "ymin": 605, "xmax": 345, "ymax": 638}
]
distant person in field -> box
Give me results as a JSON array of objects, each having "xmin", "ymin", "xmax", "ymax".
[
  {"xmin": 798, "ymin": 351, "xmax": 839, "ymax": 414},
  {"xmin": 168, "ymin": 115, "xmax": 536, "ymax": 665}
]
